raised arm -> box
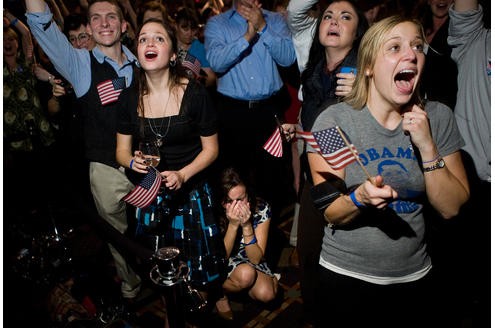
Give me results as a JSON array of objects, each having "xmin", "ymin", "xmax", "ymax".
[
  {"xmin": 452, "ymin": 0, "xmax": 478, "ymax": 11},
  {"xmin": 25, "ymin": 0, "xmax": 46, "ymax": 13},
  {"xmin": 119, "ymin": 0, "xmax": 137, "ymax": 33},
  {"xmin": 47, "ymin": 0, "xmax": 64, "ymax": 28},
  {"xmin": 286, "ymin": 0, "xmax": 318, "ymax": 34},
  {"xmin": 25, "ymin": 0, "xmax": 91, "ymax": 97},
  {"xmin": 286, "ymin": 0, "xmax": 318, "ymax": 73},
  {"xmin": 79, "ymin": 0, "xmax": 89, "ymax": 11},
  {"xmin": 53, "ymin": 0, "xmax": 70, "ymax": 19},
  {"xmin": 4, "ymin": 9, "xmax": 34, "ymax": 62}
]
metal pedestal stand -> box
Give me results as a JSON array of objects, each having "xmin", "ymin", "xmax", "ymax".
[{"xmin": 150, "ymin": 247, "xmax": 207, "ymax": 328}]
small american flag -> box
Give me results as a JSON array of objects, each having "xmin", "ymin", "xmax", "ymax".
[
  {"xmin": 181, "ymin": 53, "xmax": 202, "ymax": 78},
  {"xmin": 297, "ymin": 126, "xmax": 358, "ymax": 170},
  {"xmin": 122, "ymin": 168, "xmax": 162, "ymax": 208},
  {"xmin": 263, "ymin": 127, "xmax": 283, "ymax": 157},
  {"xmin": 97, "ymin": 77, "xmax": 126, "ymax": 105}
]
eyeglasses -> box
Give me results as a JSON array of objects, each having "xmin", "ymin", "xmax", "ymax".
[{"xmin": 69, "ymin": 33, "xmax": 90, "ymax": 44}]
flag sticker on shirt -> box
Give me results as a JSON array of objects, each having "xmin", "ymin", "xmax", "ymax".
[
  {"xmin": 122, "ymin": 168, "xmax": 162, "ymax": 208},
  {"xmin": 96, "ymin": 77, "xmax": 126, "ymax": 105},
  {"xmin": 298, "ymin": 126, "xmax": 358, "ymax": 170},
  {"xmin": 181, "ymin": 53, "xmax": 202, "ymax": 78},
  {"xmin": 263, "ymin": 127, "xmax": 283, "ymax": 157}
]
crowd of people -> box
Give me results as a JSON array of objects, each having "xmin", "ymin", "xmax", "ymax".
[{"xmin": 4, "ymin": 0, "xmax": 490, "ymax": 327}]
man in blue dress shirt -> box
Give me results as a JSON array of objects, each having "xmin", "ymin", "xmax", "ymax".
[{"xmin": 204, "ymin": 0, "xmax": 296, "ymax": 230}]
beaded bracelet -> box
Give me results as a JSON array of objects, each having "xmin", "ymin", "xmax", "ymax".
[
  {"xmin": 242, "ymin": 235, "xmax": 257, "ymax": 246},
  {"xmin": 10, "ymin": 18, "xmax": 18, "ymax": 26},
  {"xmin": 422, "ymin": 154, "xmax": 440, "ymax": 164}
]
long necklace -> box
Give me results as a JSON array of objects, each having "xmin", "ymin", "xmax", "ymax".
[{"xmin": 147, "ymin": 92, "xmax": 171, "ymax": 147}]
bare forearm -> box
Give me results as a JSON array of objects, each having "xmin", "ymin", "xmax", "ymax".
[
  {"xmin": 120, "ymin": 0, "xmax": 137, "ymax": 31},
  {"xmin": 241, "ymin": 224, "xmax": 265, "ymax": 264},
  {"xmin": 47, "ymin": 0, "xmax": 64, "ymax": 27},
  {"xmin": 54, "ymin": 0, "xmax": 70, "ymax": 18},
  {"xmin": 25, "ymin": 0, "xmax": 46, "ymax": 13},
  {"xmin": 243, "ymin": 239, "xmax": 264, "ymax": 264},
  {"xmin": 453, "ymin": 0, "xmax": 478, "ymax": 12},
  {"xmin": 424, "ymin": 154, "xmax": 469, "ymax": 218},
  {"xmin": 179, "ymin": 138, "xmax": 218, "ymax": 183}
]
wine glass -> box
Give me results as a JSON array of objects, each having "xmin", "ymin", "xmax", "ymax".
[{"xmin": 139, "ymin": 141, "xmax": 161, "ymax": 167}]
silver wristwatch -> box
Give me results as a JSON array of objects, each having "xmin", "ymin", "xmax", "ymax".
[{"xmin": 423, "ymin": 158, "xmax": 445, "ymax": 172}]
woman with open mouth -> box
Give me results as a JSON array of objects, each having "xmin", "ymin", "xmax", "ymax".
[{"xmin": 306, "ymin": 15, "xmax": 469, "ymax": 327}]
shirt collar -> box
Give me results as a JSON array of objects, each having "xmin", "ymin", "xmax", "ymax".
[{"xmin": 92, "ymin": 44, "xmax": 137, "ymax": 66}]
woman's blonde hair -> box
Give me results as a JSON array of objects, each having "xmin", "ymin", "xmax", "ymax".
[{"xmin": 344, "ymin": 15, "xmax": 426, "ymax": 109}]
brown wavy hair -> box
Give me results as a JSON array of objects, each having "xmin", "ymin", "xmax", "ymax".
[{"xmin": 135, "ymin": 18, "xmax": 189, "ymax": 125}]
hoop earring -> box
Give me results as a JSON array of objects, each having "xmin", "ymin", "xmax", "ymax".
[{"xmin": 170, "ymin": 59, "xmax": 176, "ymax": 67}]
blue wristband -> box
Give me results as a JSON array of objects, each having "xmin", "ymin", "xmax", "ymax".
[
  {"xmin": 242, "ymin": 235, "xmax": 257, "ymax": 246},
  {"xmin": 349, "ymin": 190, "xmax": 365, "ymax": 208},
  {"xmin": 130, "ymin": 159, "xmax": 134, "ymax": 169}
]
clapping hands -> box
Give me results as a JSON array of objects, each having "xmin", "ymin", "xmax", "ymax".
[{"xmin": 237, "ymin": 0, "xmax": 266, "ymax": 40}]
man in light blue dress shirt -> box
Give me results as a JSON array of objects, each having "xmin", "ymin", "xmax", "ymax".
[
  {"xmin": 204, "ymin": 0, "xmax": 296, "ymax": 234},
  {"xmin": 25, "ymin": 0, "xmax": 142, "ymax": 301}
]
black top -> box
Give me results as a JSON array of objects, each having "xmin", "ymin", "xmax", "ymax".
[
  {"xmin": 420, "ymin": 19, "xmax": 458, "ymax": 110},
  {"xmin": 118, "ymin": 79, "xmax": 218, "ymax": 187},
  {"xmin": 301, "ymin": 47, "xmax": 358, "ymax": 131}
]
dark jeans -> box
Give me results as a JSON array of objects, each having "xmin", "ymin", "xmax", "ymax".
[
  {"xmin": 316, "ymin": 267, "xmax": 437, "ymax": 328},
  {"xmin": 426, "ymin": 150, "xmax": 491, "ymax": 327},
  {"xmin": 215, "ymin": 90, "xmax": 294, "ymax": 220},
  {"xmin": 296, "ymin": 179, "xmax": 326, "ymax": 325}
]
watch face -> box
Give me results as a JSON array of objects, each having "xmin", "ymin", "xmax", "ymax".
[{"xmin": 424, "ymin": 158, "xmax": 445, "ymax": 172}]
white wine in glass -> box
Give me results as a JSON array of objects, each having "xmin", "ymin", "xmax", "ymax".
[{"xmin": 139, "ymin": 141, "xmax": 161, "ymax": 167}]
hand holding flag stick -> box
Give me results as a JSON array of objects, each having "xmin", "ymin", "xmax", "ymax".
[
  {"xmin": 122, "ymin": 166, "xmax": 162, "ymax": 208},
  {"xmin": 297, "ymin": 126, "xmax": 375, "ymax": 185},
  {"xmin": 334, "ymin": 126, "xmax": 374, "ymax": 183},
  {"xmin": 263, "ymin": 123, "xmax": 374, "ymax": 184},
  {"xmin": 275, "ymin": 114, "xmax": 297, "ymax": 142},
  {"xmin": 262, "ymin": 115, "xmax": 287, "ymax": 157}
]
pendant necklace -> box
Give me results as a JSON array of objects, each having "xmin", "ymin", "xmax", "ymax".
[{"xmin": 147, "ymin": 92, "xmax": 171, "ymax": 147}]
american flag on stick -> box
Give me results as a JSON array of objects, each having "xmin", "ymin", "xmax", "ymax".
[
  {"xmin": 263, "ymin": 126, "xmax": 283, "ymax": 157},
  {"xmin": 297, "ymin": 126, "xmax": 359, "ymax": 170},
  {"xmin": 122, "ymin": 167, "xmax": 162, "ymax": 208},
  {"xmin": 97, "ymin": 77, "xmax": 126, "ymax": 105}
]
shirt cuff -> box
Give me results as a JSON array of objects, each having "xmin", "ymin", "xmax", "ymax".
[{"xmin": 25, "ymin": 3, "xmax": 52, "ymax": 24}]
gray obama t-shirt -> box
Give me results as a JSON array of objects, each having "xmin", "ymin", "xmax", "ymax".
[{"xmin": 308, "ymin": 101, "xmax": 464, "ymax": 279}]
